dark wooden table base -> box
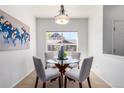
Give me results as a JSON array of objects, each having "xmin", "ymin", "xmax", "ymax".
[{"xmin": 55, "ymin": 63, "xmax": 69, "ymax": 88}]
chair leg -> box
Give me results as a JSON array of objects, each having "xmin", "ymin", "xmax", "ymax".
[
  {"xmin": 64, "ymin": 76, "xmax": 67, "ymax": 88},
  {"xmin": 43, "ymin": 82, "xmax": 46, "ymax": 88},
  {"xmin": 79, "ymin": 82, "xmax": 82, "ymax": 88},
  {"xmin": 58, "ymin": 77, "xmax": 61, "ymax": 88},
  {"xmin": 45, "ymin": 66, "xmax": 47, "ymax": 69},
  {"xmin": 78, "ymin": 65, "xmax": 80, "ymax": 69},
  {"xmin": 87, "ymin": 77, "xmax": 91, "ymax": 88},
  {"xmin": 45, "ymin": 65, "xmax": 47, "ymax": 69},
  {"xmin": 35, "ymin": 76, "xmax": 39, "ymax": 88}
]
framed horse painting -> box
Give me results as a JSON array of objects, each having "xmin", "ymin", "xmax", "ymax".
[{"xmin": 0, "ymin": 9, "xmax": 30, "ymax": 51}]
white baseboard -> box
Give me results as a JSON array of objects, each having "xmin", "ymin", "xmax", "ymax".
[
  {"xmin": 10, "ymin": 69, "xmax": 34, "ymax": 88},
  {"xmin": 92, "ymin": 70, "xmax": 112, "ymax": 88}
]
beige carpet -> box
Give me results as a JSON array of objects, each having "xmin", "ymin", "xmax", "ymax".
[{"xmin": 15, "ymin": 70, "xmax": 111, "ymax": 88}]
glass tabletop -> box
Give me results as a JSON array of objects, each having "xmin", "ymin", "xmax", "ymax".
[{"xmin": 46, "ymin": 58, "xmax": 80, "ymax": 64}]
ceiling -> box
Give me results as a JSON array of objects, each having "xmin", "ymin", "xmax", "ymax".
[{"xmin": 29, "ymin": 5, "xmax": 96, "ymax": 18}]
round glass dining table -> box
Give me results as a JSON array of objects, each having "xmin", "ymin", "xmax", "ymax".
[
  {"xmin": 46, "ymin": 58, "xmax": 80, "ymax": 74},
  {"xmin": 46, "ymin": 56, "xmax": 80, "ymax": 88}
]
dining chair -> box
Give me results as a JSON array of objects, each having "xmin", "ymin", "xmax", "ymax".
[
  {"xmin": 45, "ymin": 52, "xmax": 57, "ymax": 69},
  {"xmin": 33, "ymin": 56, "xmax": 61, "ymax": 88},
  {"xmin": 64, "ymin": 56, "xmax": 93, "ymax": 88},
  {"xmin": 68, "ymin": 52, "xmax": 81, "ymax": 69}
]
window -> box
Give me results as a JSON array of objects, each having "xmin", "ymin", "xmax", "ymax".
[{"xmin": 46, "ymin": 31, "xmax": 78, "ymax": 52}]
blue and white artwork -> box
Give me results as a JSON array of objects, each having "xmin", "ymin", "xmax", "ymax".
[{"xmin": 0, "ymin": 9, "xmax": 30, "ymax": 50}]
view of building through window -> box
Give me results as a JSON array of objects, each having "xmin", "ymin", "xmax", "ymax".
[{"xmin": 46, "ymin": 31, "xmax": 78, "ymax": 52}]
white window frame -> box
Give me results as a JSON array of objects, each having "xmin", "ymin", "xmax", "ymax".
[{"xmin": 46, "ymin": 31, "xmax": 78, "ymax": 52}]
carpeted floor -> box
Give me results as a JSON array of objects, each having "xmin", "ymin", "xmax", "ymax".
[{"xmin": 15, "ymin": 70, "xmax": 111, "ymax": 88}]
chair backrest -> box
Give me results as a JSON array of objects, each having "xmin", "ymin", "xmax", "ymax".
[
  {"xmin": 33, "ymin": 56, "xmax": 46, "ymax": 81},
  {"xmin": 79, "ymin": 56, "xmax": 93, "ymax": 82},
  {"xmin": 45, "ymin": 52, "xmax": 54, "ymax": 60},
  {"xmin": 71, "ymin": 52, "xmax": 81, "ymax": 59}
]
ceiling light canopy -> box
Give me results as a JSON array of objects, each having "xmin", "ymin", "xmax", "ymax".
[{"xmin": 55, "ymin": 5, "xmax": 69, "ymax": 25}]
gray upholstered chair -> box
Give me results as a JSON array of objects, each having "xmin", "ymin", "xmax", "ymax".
[
  {"xmin": 33, "ymin": 56, "xmax": 61, "ymax": 88},
  {"xmin": 64, "ymin": 56, "xmax": 93, "ymax": 88},
  {"xmin": 68, "ymin": 52, "xmax": 81, "ymax": 69},
  {"xmin": 45, "ymin": 52, "xmax": 57, "ymax": 68}
]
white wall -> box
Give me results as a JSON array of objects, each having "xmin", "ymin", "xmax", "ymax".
[
  {"xmin": 88, "ymin": 5, "xmax": 124, "ymax": 87},
  {"xmin": 0, "ymin": 6, "xmax": 36, "ymax": 88},
  {"xmin": 36, "ymin": 18, "xmax": 88, "ymax": 66}
]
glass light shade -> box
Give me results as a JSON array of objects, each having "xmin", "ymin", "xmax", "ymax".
[{"xmin": 55, "ymin": 15, "xmax": 69, "ymax": 25}]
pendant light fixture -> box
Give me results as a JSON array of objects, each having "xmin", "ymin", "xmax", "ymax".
[{"xmin": 55, "ymin": 5, "xmax": 69, "ymax": 25}]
